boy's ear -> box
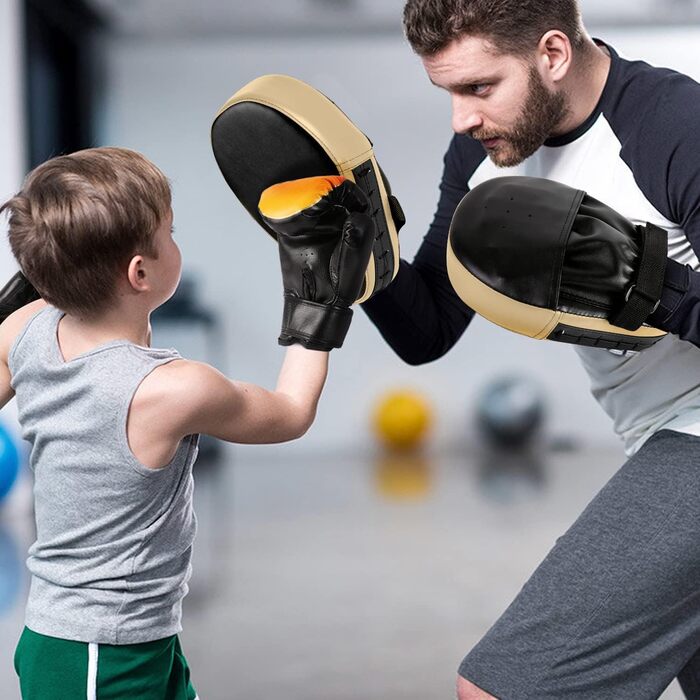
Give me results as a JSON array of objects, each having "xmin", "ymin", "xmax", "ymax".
[{"xmin": 126, "ymin": 255, "xmax": 149, "ymax": 292}]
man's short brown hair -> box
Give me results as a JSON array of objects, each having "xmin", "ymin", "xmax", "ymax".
[
  {"xmin": 0, "ymin": 147, "xmax": 171, "ymax": 317},
  {"xmin": 403, "ymin": 0, "xmax": 585, "ymax": 57}
]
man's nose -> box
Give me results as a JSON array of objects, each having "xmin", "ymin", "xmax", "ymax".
[{"xmin": 451, "ymin": 95, "xmax": 483, "ymax": 134}]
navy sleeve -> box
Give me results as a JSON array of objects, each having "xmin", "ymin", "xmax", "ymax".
[
  {"xmin": 626, "ymin": 72, "xmax": 700, "ymax": 252},
  {"xmin": 648, "ymin": 258, "xmax": 700, "ymax": 342},
  {"xmin": 361, "ymin": 135, "xmax": 483, "ymax": 365},
  {"xmin": 611, "ymin": 63, "xmax": 700, "ymax": 346},
  {"xmin": 653, "ymin": 78, "xmax": 700, "ymax": 345}
]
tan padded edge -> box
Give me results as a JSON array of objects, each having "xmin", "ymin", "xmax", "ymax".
[
  {"xmin": 216, "ymin": 74, "xmax": 372, "ymax": 170},
  {"xmin": 358, "ymin": 254, "xmax": 377, "ymax": 305},
  {"xmin": 216, "ymin": 74, "xmax": 400, "ymax": 303},
  {"xmin": 446, "ymin": 240, "xmax": 666, "ymax": 341}
]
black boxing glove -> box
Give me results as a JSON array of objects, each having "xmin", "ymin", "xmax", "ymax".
[
  {"xmin": 259, "ymin": 176, "xmax": 376, "ymax": 350},
  {"xmin": 0, "ymin": 271, "xmax": 41, "ymax": 324}
]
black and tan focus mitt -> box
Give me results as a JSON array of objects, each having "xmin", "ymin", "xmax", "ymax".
[
  {"xmin": 447, "ymin": 176, "xmax": 668, "ymax": 351},
  {"xmin": 211, "ymin": 74, "xmax": 404, "ymax": 304}
]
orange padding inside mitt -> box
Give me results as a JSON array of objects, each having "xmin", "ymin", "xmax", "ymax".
[{"xmin": 258, "ymin": 175, "xmax": 346, "ymax": 220}]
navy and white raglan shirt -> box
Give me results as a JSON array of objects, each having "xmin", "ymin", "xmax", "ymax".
[{"xmin": 364, "ymin": 41, "xmax": 700, "ymax": 456}]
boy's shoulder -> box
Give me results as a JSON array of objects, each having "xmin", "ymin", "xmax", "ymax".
[
  {"xmin": 133, "ymin": 358, "xmax": 234, "ymax": 437},
  {"xmin": 143, "ymin": 358, "xmax": 225, "ymax": 397},
  {"xmin": 0, "ymin": 299, "xmax": 48, "ymax": 363}
]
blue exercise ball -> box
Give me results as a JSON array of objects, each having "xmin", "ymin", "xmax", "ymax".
[
  {"xmin": 0, "ymin": 423, "xmax": 20, "ymax": 503},
  {"xmin": 476, "ymin": 376, "xmax": 546, "ymax": 449}
]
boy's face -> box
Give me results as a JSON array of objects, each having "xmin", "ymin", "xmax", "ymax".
[{"xmin": 151, "ymin": 208, "xmax": 182, "ymax": 305}]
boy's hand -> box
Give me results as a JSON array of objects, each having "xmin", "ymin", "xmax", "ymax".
[{"xmin": 259, "ymin": 176, "xmax": 375, "ymax": 350}]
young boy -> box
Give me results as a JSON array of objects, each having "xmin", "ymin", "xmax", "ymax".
[{"xmin": 0, "ymin": 147, "xmax": 373, "ymax": 699}]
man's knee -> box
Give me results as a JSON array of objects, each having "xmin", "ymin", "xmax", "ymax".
[{"xmin": 457, "ymin": 674, "xmax": 498, "ymax": 700}]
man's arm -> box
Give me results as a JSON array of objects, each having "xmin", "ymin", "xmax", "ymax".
[
  {"xmin": 648, "ymin": 259, "xmax": 700, "ymax": 343},
  {"xmin": 643, "ymin": 86, "xmax": 700, "ymax": 345},
  {"xmin": 616, "ymin": 72, "xmax": 700, "ymax": 347},
  {"xmin": 362, "ymin": 135, "xmax": 480, "ymax": 365}
]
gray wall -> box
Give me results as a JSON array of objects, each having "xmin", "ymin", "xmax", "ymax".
[
  {"xmin": 0, "ymin": 0, "xmax": 24, "ymax": 278},
  {"xmin": 99, "ymin": 26, "xmax": 700, "ymax": 457}
]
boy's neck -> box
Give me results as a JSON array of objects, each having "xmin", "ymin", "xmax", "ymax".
[{"xmin": 62, "ymin": 303, "xmax": 152, "ymax": 348}]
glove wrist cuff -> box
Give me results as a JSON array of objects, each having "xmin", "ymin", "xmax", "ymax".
[{"xmin": 279, "ymin": 296, "xmax": 353, "ymax": 350}]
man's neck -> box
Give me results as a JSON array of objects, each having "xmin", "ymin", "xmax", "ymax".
[{"xmin": 553, "ymin": 41, "xmax": 611, "ymax": 137}]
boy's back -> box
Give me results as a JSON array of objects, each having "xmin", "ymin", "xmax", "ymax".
[{"xmin": 7, "ymin": 303, "xmax": 198, "ymax": 645}]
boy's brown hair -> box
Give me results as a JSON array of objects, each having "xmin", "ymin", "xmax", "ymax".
[
  {"xmin": 0, "ymin": 147, "xmax": 171, "ymax": 316},
  {"xmin": 403, "ymin": 0, "xmax": 585, "ymax": 58}
]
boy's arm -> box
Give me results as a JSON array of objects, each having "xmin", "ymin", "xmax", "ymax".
[
  {"xmin": 151, "ymin": 345, "xmax": 328, "ymax": 444},
  {"xmin": 0, "ymin": 299, "xmax": 48, "ymax": 409},
  {"xmin": 142, "ymin": 177, "xmax": 369, "ymax": 445}
]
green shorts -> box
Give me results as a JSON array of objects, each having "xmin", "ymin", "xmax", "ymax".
[{"xmin": 14, "ymin": 627, "xmax": 198, "ymax": 700}]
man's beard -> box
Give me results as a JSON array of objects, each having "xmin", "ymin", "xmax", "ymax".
[{"xmin": 473, "ymin": 67, "xmax": 569, "ymax": 168}]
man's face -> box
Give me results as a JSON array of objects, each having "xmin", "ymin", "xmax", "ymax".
[{"xmin": 423, "ymin": 35, "xmax": 569, "ymax": 167}]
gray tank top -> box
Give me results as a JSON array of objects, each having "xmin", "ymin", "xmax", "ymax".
[{"xmin": 9, "ymin": 306, "xmax": 199, "ymax": 644}]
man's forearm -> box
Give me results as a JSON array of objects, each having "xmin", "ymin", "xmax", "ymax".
[
  {"xmin": 648, "ymin": 257, "xmax": 700, "ymax": 347},
  {"xmin": 362, "ymin": 258, "xmax": 475, "ymax": 365}
]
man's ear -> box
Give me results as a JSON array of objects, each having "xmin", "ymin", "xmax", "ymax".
[
  {"xmin": 126, "ymin": 255, "xmax": 149, "ymax": 293},
  {"xmin": 536, "ymin": 30, "xmax": 573, "ymax": 85}
]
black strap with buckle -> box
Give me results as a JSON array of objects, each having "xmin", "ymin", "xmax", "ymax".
[{"xmin": 610, "ymin": 223, "xmax": 668, "ymax": 331}]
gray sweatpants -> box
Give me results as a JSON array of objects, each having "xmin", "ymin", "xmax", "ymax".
[{"xmin": 459, "ymin": 429, "xmax": 700, "ymax": 699}]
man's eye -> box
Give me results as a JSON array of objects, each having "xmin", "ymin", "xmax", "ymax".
[{"xmin": 470, "ymin": 84, "xmax": 490, "ymax": 96}]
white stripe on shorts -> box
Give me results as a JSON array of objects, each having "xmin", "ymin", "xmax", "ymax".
[{"xmin": 86, "ymin": 642, "xmax": 98, "ymax": 700}]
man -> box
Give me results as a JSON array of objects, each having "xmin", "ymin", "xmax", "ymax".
[{"xmin": 362, "ymin": 1, "xmax": 700, "ymax": 698}]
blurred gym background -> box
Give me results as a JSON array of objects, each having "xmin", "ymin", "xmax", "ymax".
[{"xmin": 1, "ymin": 1, "xmax": 699, "ymax": 697}]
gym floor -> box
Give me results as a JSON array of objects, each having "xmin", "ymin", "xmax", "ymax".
[{"xmin": 0, "ymin": 444, "xmax": 685, "ymax": 699}]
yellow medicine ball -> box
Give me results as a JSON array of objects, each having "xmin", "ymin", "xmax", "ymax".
[{"xmin": 372, "ymin": 390, "xmax": 432, "ymax": 451}]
